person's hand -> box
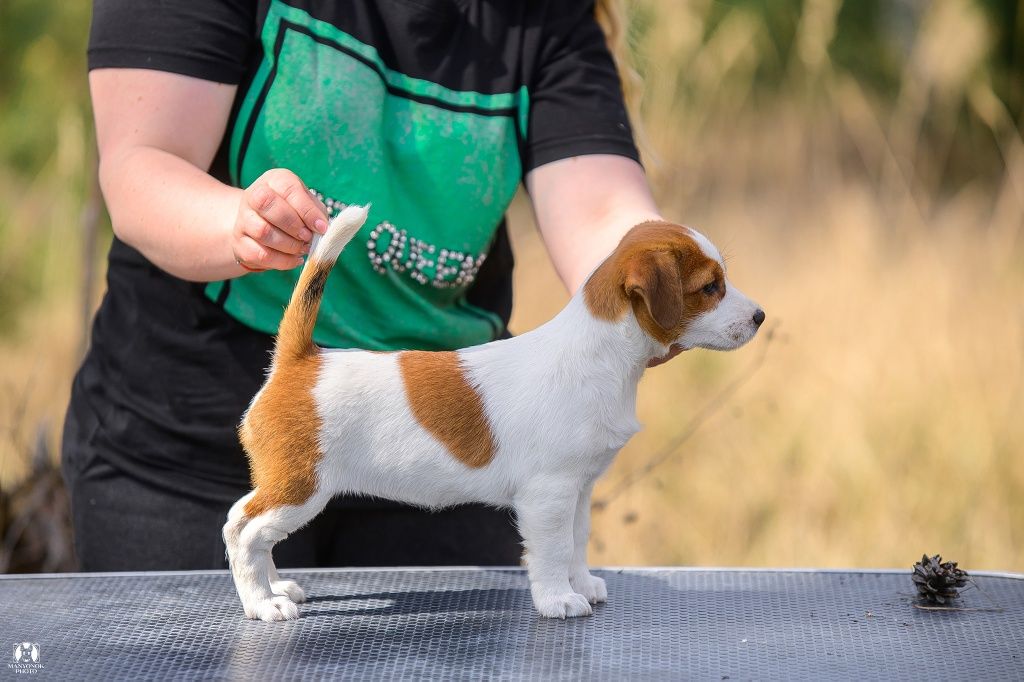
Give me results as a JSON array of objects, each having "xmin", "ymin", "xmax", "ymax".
[
  {"xmin": 647, "ymin": 343, "xmax": 685, "ymax": 368},
  {"xmin": 230, "ymin": 169, "xmax": 329, "ymax": 272}
]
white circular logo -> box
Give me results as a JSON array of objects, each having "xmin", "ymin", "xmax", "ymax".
[{"xmin": 12, "ymin": 643, "xmax": 39, "ymax": 664}]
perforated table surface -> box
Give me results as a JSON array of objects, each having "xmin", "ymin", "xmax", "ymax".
[{"xmin": 2, "ymin": 567, "xmax": 1022, "ymax": 680}]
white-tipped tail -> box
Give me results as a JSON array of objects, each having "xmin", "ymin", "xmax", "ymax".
[
  {"xmin": 274, "ymin": 203, "xmax": 369, "ymax": 361},
  {"xmin": 310, "ymin": 204, "xmax": 370, "ymax": 264}
]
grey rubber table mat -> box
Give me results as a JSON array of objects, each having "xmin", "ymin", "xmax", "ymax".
[{"xmin": 2, "ymin": 568, "xmax": 1022, "ymax": 680}]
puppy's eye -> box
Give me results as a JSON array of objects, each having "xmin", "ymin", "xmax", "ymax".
[{"xmin": 701, "ymin": 282, "xmax": 719, "ymax": 295}]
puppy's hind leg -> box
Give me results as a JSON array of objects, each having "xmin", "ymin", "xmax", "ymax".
[
  {"xmin": 229, "ymin": 490, "xmax": 330, "ymax": 621},
  {"xmin": 229, "ymin": 494, "xmax": 307, "ymax": 605},
  {"xmin": 223, "ymin": 489, "xmax": 262, "ymax": 582},
  {"xmin": 515, "ymin": 483, "xmax": 593, "ymax": 619},
  {"xmin": 223, "ymin": 490, "xmax": 257, "ymax": 561},
  {"xmin": 236, "ymin": 498, "xmax": 306, "ymax": 603},
  {"xmin": 268, "ymin": 561, "xmax": 306, "ymax": 604}
]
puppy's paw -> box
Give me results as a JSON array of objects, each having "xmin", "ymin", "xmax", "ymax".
[
  {"xmin": 570, "ymin": 572, "xmax": 607, "ymax": 605},
  {"xmin": 531, "ymin": 588, "xmax": 593, "ymax": 619},
  {"xmin": 245, "ymin": 595, "xmax": 299, "ymax": 622},
  {"xmin": 271, "ymin": 579, "xmax": 306, "ymax": 603}
]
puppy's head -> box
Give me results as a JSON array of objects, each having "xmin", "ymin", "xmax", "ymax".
[{"xmin": 584, "ymin": 221, "xmax": 764, "ymax": 352}]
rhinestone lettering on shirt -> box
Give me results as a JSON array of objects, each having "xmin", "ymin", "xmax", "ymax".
[{"xmin": 309, "ymin": 188, "xmax": 487, "ymax": 289}]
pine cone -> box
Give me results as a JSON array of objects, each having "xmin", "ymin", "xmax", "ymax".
[{"xmin": 912, "ymin": 554, "xmax": 969, "ymax": 604}]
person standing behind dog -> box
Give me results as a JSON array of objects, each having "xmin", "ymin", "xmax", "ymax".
[{"xmin": 63, "ymin": 0, "xmax": 675, "ymax": 570}]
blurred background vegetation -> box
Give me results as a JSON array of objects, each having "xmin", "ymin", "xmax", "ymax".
[{"xmin": 0, "ymin": 0, "xmax": 1021, "ymax": 572}]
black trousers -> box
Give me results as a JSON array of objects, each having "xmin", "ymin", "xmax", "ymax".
[{"xmin": 62, "ymin": 453, "xmax": 523, "ymax": 572}]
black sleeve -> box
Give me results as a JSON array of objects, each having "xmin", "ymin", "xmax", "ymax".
[
  {"xmin": 88, "ymin": 0, "xmax": 257, "ymax": 84},
  {"xmin": 523, "ymin": 1, "xmax": 640, "ymax": 173}
]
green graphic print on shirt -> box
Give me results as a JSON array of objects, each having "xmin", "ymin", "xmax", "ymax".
[{"xmin": 205, "ymin": 0, "xmax": 528, "ymax": 350}]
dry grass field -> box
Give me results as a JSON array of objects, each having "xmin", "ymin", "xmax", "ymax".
[
  {"xmin": 513, "ymin": 0, "xmax": 1024, "ymax": 570},
  {"xmin": 1, "ymin": 0, "xmax": 1022, "ymax": 571},
  {"xmin": 508, "ymin": 181, "xmax": 1024, "ymax": 569}
]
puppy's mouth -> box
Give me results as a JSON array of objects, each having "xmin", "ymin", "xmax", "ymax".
[{"xmin": 698, "ymin": 333, "xmax": 758, "ymax": 351}]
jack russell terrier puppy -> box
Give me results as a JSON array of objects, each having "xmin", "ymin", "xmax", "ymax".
[{"xmin": 223, "ymin": 205, "xmax": 764, "ymax": 621}]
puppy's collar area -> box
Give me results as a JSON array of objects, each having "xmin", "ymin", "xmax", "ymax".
[{"xmin": 648, "ymin": 343, "xmax": 687, "ymax": 367}]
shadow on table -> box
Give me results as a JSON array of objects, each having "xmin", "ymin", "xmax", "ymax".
[
  {"xmin": 222, "ymin": 571, "xmax": 711, "ymax": 677},
  {"xmin": 301, "ymin": 586, "xmax": 527, "ymax": 617}
]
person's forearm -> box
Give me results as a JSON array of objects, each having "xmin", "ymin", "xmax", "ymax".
[
  {"xmin": 551, "ymin": 199, "xmax": 664, "ymax": 296},
  {"xmin": 527, "ymin": 155, "xmax": 663, "ymax": 295},
  {"xmin": 99, "ymin": 144, "xmax": 246, "ymax": 282}
]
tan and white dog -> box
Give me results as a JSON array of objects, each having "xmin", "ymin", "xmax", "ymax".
[{"xmin": 223, "ymin": 205, "xmax": 764, "ymax": 621}]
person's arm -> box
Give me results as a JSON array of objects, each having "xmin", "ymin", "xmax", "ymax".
[
  {"xmin": 526, "ymin": 154, "xmax": 661, "ymax": 295},
  {"xmin": 522, "ymin": 1, "xmax": 659, "ymax": 293},
  {"xmin": 91, "ymin": 68, "xmax": 328, "ymax": 281},
  {"xmin": 527, "ymin": 154, "xmax": 683, "ymax": 366}
]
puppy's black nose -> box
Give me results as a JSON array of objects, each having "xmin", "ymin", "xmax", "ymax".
[{"xmin": 752, "ymin": 309, "xmax": 765, "ymax": 326}]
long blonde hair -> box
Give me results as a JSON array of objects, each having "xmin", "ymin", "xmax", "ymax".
[{"xmin": 594, "ymin": 0, "xmax": 647, "ymax": 158}]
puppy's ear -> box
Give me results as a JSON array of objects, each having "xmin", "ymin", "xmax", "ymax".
[{"xmin": 624, "ymin": 250, "xmax": 684, "ymax": 339}]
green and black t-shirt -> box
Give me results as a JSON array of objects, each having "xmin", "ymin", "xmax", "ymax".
[{"xmin": 70, "ymin": 0, "xmax": 638, "ymax": 496}]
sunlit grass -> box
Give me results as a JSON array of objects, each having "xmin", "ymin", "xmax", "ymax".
[
  {"xmin": 509, "ymin": 171, "xmax": 1024, "ymax": 570},
  {"xmin": 0, "ymin": 107, "xmax": 96, "ymax": 490},
  {"xmin": 506, "ymin": 0, "xmax": 1024, "ymax": 570}
]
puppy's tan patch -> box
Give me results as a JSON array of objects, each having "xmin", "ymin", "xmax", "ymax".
[
  {"xmin": 583, "ymin": 221, "xmax": 725, "ymax": 345},
  {"xmin": 398, "ymin": 351, "xmax": 495, "ymax": 467},
  {"xmin": 241, "ymin": 355, "xmax": 323, "ymax": 518}
]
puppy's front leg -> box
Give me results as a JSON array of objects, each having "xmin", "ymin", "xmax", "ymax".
[
  {"xmin": 568, "ymin": 483, "xmax": 607, "ymax": 605},
  {"xmin": 516, "ymin": 484, "xmax": 593, "ymax": 618}
]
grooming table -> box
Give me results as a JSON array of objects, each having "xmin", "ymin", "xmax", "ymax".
[{"xmin": 2, "ymin": 568, "xmax": 1022, "ymax": 680}]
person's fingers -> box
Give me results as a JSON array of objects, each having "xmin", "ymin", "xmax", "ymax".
[
  {"xmin": 234, "ymin": 235, "xmax": 304, "ymax": 271},
  {"xmin": 308, "ymin": 189, "xmax": 330, "ymax": 221},
  {"xmin": 234, "ymin": 168, "xmax": 326, "ymax": 271},
  {"xmin": 240, "ymin": 210, "xmax": 309, "ymax": 256},
  {"xmin": 246, "ymin": 182, "xmax": 313, "ymax": 242},
  {"xmin": 264, "ymin": 170, "xmax": 329, "ymax": 235}
]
